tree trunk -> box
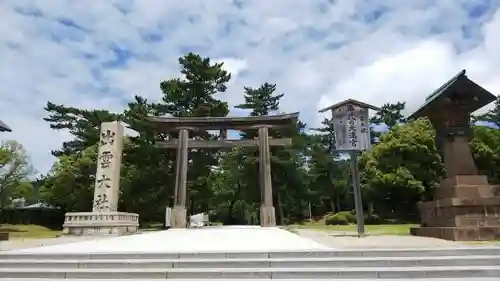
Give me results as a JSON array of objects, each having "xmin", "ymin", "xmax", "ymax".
[
  {"xmin": 226, "ymin": 199, "xmax": 236, "ymax": 224},
  {"xmin": 368, "ymin": 202, "xmax": 374, "ymax": 216},
  {"xmin": 277, "ymin": 190, "xmax": 285, "ymax": 225},
  {"xmin": 330, "ymin": 198, "xmax": 336, "ymax": 213},
  {"xmin": 308, "ymin": 202, "xmax": 312, "ymax": 220}
]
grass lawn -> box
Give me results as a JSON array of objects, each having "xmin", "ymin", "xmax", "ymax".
[
  {"xmin": 0, "ymin": 224, "xmax": 61, "ymax": 239},
  {"xmin": 289, "ymin": 221, "xmax": 418, "ymax": 236},
  {"xmin": 462, "ymin": 240, "xmax": 500, "ymax": 245},
  {"xmin": 141, "ymin": 222, "xmax": 164, "ymax": 231}
]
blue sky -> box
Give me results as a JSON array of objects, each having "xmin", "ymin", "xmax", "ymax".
[{"xmin": 1, "ymin": 0, "xmax": 500, "ymax": 174}]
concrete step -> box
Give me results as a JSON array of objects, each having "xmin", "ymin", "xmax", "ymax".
[
  {"xmin": 0, "ymin": 255, "xmax": 499, "ymax": 269},
  {"xmin": 1, "ymin": 279, "xmax": 499, "ymax": 281},
  {"xmin": 2, "ymin": 247, "xmax": 500, "ymax": 260},
  {"xmin": 0, "ymin": 266, "xmax": 499, "ymax": 279}
]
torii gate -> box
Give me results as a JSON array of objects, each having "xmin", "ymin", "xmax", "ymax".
[{"xmin": 148, "ymin": 113, "xmax": 299, "ymax": 228}]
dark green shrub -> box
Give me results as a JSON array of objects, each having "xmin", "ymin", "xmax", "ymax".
[
  {"xmin": 349, "ymin": 210, "xmax": 385, "ymax": 225},
  {"xmin": 325, "ymin": 213, "xmax": 349, "ymax": 225},
  {"xmin": 364, "ymin": 214, "xmax": 383, "ymax": 225},
  {"xmin": 336, "ymin": 211, "xmax": 357, "ymax": 224}
]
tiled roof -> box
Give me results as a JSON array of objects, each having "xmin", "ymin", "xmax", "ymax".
[
  {"xmin": 409, "ymin": 69, "xmax": 496, "ymax": 119},
  {"xmin": 0, "ymin": 119, "xmax": 11, "ymax": 132}
]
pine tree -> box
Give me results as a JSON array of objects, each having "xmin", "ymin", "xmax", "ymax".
[
  {"xmin": 370, "ymin": 102, "xmax": 406, "ymax": 128},
  {"xmin": 235, "ymin": 83, "xmax": 283, "ymax": 116},
  {"xmin": 155, "ymin": 53, "xmax": 230, "ymax": 118},
  {"xmin": 154, "ymin": 53, "xmax": 232, "ymax": 215},
  {"xmin": 43, "ymin": 102, "xmax": 120, "ymax": 156},
  {"xmin": 473, "ymin": 95, "xmax": 500, "ymax": 127},
  {"xmin": 309, "ymin": 118, "xmax": 349, "ymax": 214},
  {"xmin": 312, "ymin": 117, "xmax": 336, "ymax": 154}
]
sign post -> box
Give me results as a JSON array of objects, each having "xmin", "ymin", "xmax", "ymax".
[
  {"xmin": 319, "ymin": 99, "xmax": 380, "ymax": 238},
  {"xmin": 350, "ymin": 150, "xmax": 364, "ymax": 237}
]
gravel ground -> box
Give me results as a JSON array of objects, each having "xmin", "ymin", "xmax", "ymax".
[
  {"xmin": 0, "ymin": 236, "xmax": 104, "ymax": 251},
  {"xmin": 293, "ymin": 229, "xmax": 473, "ymax": 249}
]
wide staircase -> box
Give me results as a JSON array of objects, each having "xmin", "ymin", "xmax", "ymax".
[{"xmin": 0, "ymin": 247, "xmax": 499, "ymax": 280}]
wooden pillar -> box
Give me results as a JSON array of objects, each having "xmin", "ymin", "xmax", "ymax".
[
  {"xmin": 258, "ymin": 126, "xmax": 276, "ymax": 227},
  {"xmin": 172, "ymin": 128, "xmax": 189, "ymax": 228},
  {"xmin": 220, "ymin": 129, "xmax": 228, "ymax": 140}
]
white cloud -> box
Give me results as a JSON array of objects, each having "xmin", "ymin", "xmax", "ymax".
[
  {"xmin": 217, "ymin": 57, "xmax": 248, "ymax": 83},
  {"xmin": 317, "ymin": 7, "xmax": 500, "ymax": 123},
  {"xmin": 0, "ymin": 0, "xmax": 499, "ymax": 174},
  {"xmin": 319, "ymin": 40, "xmax": 458, "ymax": 111}
]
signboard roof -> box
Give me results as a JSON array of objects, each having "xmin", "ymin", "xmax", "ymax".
[{"xmin": 319, "ymin": 99, "xmax": 381, "ymax": 113}]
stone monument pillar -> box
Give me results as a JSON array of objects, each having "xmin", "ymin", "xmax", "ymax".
[
  {"xmin": 62, "ymin": 121, "xmax": 139, "ymax": 236},
  {"xmin": 92, "ymin": 122, "xmax": 122, "ymax": 212}
]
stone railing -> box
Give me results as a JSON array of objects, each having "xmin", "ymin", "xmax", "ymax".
[
  {"xmin": 62, "ymin": 211, "xmax": 139, "ymax": 236},
  {"xmin": 64, "ymin": 212, "xmax": 139, "ymax": 225}
]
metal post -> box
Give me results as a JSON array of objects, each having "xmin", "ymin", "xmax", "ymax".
[{"xmin": 350, "ymin": 150, "xmax": 365, "ymax": 237}]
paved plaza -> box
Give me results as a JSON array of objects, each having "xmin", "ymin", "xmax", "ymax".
[
  {"xmin": 1, "ymin": 226, "xmax": 499, "ymax": 279},
  {"xmin": 3, "ymin": 226, "xmax": 328, "ymax": 254},
  {"xmin": 2, "ymin": 226, "xmax": 498, "ymax": 252}
]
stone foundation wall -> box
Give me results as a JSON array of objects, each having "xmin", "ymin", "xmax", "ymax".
[
  {"xmin": 420, "ymin": 202, "xmax": 500, "ymax": 227},
  {"xmin": 410, "ymin": 225, "xmax": 500, "ymax": 240},
  {"xmin": 412, "ymin": 176, "xmax": 500, "ymax": 241}
]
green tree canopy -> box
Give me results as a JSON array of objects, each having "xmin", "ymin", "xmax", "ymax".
[
  {"xmin": 0, "ymin": 140, "xmax": 35, "ymax": 210},
  {"xmin": 360, "ymin": 118, "xmax": 444, "ymax": 220}
]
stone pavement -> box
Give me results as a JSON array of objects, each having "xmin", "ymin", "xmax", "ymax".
[
  {"xmin": 4, "ymin": 226, "xmax": 327, "ymax": 253},
  {"xmin": 0, "ymin": 227, "xmax": 499, "ymax": 279}
]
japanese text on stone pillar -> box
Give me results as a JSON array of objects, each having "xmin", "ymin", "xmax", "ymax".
[{"xmin": 93, "ymin": 129, "xmax": 116, "ymax": 211}]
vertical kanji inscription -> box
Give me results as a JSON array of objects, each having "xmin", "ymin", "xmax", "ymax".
[{"xmin": 92, "ymin": 122, "xmax": 124, "ymax": 212}]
